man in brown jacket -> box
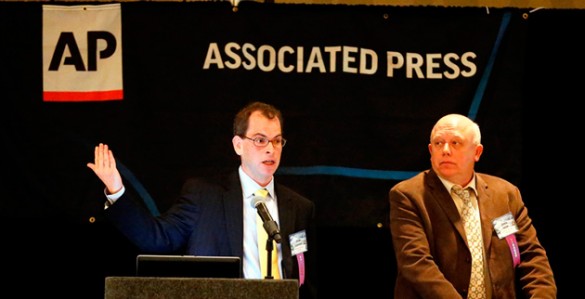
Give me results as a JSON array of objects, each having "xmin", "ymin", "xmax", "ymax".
[{"xmin": 389, "ymin": 113, "xmax": 556, "ymax": 298}]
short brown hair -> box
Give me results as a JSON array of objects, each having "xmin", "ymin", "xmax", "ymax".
[{"xmin": 233, "ymin": 101, "xmax": 283, "ymax": 136}]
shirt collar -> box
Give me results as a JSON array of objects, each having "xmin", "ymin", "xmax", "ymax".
[
  {"xmin": 438, "ymin": 173, "xmax": 478, "ymax": 196},
  {"xmin": 238, "ymin": 166, "xmax": 275, "ymax": 199}
]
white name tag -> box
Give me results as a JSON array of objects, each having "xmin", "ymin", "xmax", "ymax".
[
  {"xmin": 492, "ymin": 212, "xmax": 519, "ymax": 239},
  {"xmin": 289, "ymin": 230, "xmax": 308, "ymax": 256}
]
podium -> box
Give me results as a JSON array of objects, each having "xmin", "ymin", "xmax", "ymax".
[{"xmin": 105, "ymin": 276, "xmax": 299, "ymax": 299}]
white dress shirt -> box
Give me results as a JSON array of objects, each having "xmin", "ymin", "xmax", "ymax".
[{"xmin": 239, "ymin": 166, "xmax": 282, "ymax": 279}]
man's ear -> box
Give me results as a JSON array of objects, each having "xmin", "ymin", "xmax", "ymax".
[
  {"xmin": 233, "ymin": 135, "xmax": 243, "ymax": 156},
  {"xmin": 474, "ymin": 144, "xmax": 484, "ymax": 162}
]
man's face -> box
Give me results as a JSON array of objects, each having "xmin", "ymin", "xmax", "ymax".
[
  {"xmin": 428, "ymin": 121, "xmax": 482, "ymax": 185},
  {"xmin": 233, "ymin": 111, "xmax": 284, "ymax": 186}
]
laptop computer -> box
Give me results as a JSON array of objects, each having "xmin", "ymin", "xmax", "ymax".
[{"xmin": 136, "ymin": 254, "xmax": 242, "ymax": 278}]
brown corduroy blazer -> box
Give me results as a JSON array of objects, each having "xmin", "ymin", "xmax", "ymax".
[{"xmin": 389, "ymin": 169, "xmax": 556, "ymax": 299}]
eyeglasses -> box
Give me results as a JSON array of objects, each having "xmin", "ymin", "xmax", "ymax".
[{"xmin": 243, "ymin": 136, "xmax": 287, "ymax": 148}]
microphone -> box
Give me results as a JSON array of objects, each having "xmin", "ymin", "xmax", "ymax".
[{"xmin": 251, "ymin": 195, "xmax": 282, "ymax": 244}]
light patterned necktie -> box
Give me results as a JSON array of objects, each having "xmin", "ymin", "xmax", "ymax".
[
  {"xmin": 452, "ymin": 185, "xmax": 486, "ymax": 299},
  {"xmin": 255, "ymin": 189, "xmax": 280, "ymax": 279}
]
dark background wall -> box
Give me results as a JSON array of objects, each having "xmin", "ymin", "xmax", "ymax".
[{"xmin": 1, "ymin": 2, "xmax": 580, "ymax": 298}]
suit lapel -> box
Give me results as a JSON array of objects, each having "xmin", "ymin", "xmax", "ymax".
[
  {"xmin": 274, "ymin": 185, "xmax": 293, "ymax": 257},
  {"xmin": 426, "ymin": 170, "xmax": 468, "ymax": 240},
  {"xmin": 273, "ymin": 184, "xmax": 295, "ymax": 277},
  {"xmin": 476, "ymin": 174, "xmax": 496, "ymax": 252},
  {"xmin": 224, "ymin": 172, "xmax": 245, "ymax": 257}
]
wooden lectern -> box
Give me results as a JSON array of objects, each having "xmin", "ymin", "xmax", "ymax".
[{"xmin": 105, "ymin": 276, "xmax": 299, "ymax": 299}]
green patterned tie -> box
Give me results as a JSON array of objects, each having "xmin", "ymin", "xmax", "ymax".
[{"xmin": 453, "ymin": 185, "xmax": 486, "ymax": 299}]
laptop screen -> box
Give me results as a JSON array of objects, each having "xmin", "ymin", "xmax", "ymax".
[{"xmin": 136, "ymin": 254, "xmax": 242, "ymax": 278}]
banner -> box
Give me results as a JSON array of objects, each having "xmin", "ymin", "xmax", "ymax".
[
  {"xmin": 9, "ymin": 2, "xmax": 527, "ymax": 227},
  {"xmin": 42, "ymin": 3, "xmax": 123, "ymax": 102},
  {"xmin": 2, "ymin": 3, "xmax": 578, "ymax": 298}
]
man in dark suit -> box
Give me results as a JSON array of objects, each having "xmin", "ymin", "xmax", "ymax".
[
  {"xmin": 88, "ymin": 101, "xmax": 317, "ymax": 299},
  {"xmin": 389, "ymin": 113, "xmax": 556, "ymax": 298}
]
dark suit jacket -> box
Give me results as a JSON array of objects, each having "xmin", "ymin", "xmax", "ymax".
[
  {"xmin": 105, "ymin": 170, "xmax": 318, "ymax": 299},
  {"xmin": 389, "ymin": 169, "xmax": 556, "ymax": 299}
]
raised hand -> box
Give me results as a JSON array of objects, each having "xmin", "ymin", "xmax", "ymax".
[{"xmin": 87, "ymin": 143, "xmax": 124, "ymax": 194}]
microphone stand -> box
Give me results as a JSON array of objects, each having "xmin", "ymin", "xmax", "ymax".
[{"xmin": 264, "ymin": 235, "xmax": 275, "ymax": 279}]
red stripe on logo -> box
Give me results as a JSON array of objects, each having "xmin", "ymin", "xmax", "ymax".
[{"xmin": 43, "ymin": 90, "xmax": 123, "ymax": 102}]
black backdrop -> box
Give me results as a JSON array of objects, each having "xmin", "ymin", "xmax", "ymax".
[{"xmin": 1, "ymin": 2, "xmax": 580, "ymax": 297}]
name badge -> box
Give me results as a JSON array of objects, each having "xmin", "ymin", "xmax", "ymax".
[
  {"xmin": 492, "ymin": 212, "xmax": 519, "ymax": 239},
  {"xmin": 289, "ymin": 230, "xmax": 308, "ymax": 256}
]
